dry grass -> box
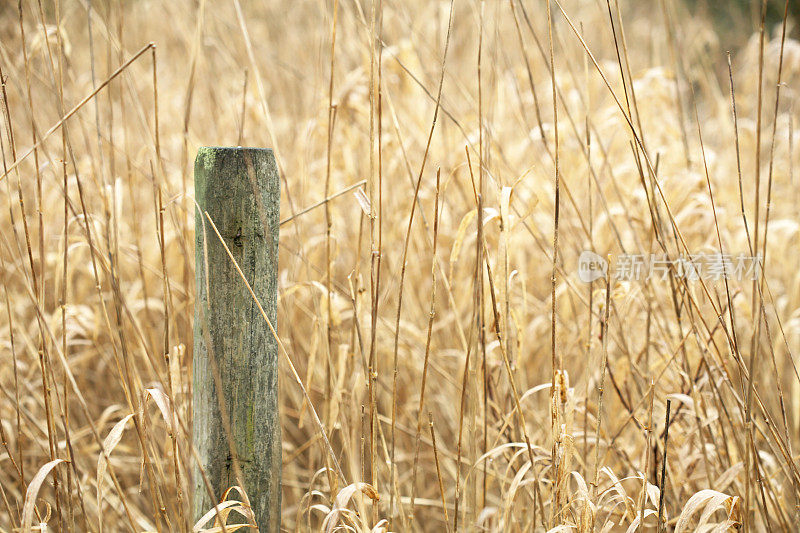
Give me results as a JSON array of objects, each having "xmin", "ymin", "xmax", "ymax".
[{"xmin": 1, "ymin": 0, "xmax": 799, "ymax": 531}]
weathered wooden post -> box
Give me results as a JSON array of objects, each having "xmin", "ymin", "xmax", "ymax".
[{"xmin": 193, "ymin": 147, "xmax": 281, "ymax": 531}]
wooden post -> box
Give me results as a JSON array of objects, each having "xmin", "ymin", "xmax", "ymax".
[{"xmin": 193, "ymin": 147, "xmax": 281, "ymax": 531}]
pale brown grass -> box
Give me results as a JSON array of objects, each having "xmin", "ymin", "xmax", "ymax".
[{"xmin": 0, "ymin": 0, "xmax": 799, "ymax": 531}]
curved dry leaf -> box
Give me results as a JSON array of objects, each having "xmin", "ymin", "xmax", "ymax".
[
  {"xmin": 644, "ymin": 481, "xmax": 661, "ymax": 510},
  {"xmin": 477, "ymin": 506, "xmax": 498, "ymax": 527},
  {"xmin": 370, "ymin": 518, "xmax": 389, "ymax": 533},
  {"xmin": 675, "ymin": 489, "xmax": 738, "ymax": 533},
  {"xmin": 192, "ymin": 500, "xmax": 245, "ymax": 531},
  {"xmin": 569, "ymin": 471, "xmax": 595, "ymax": 531},
  {"xmin": 571, "ymin": 471, "xmax": 589, "ymax": 498},
  {"xmin": 97, "ymin": 413, "xmax": 134, "ymax": 532},
  {"xmin": 624, "ymin": 509, "xmax": 658, "ymax": 533},
  {"xmin": 471, "ymin": 442, "xmax": 549, "ymax": 483},
  {"xmin": 144, "ymin": 388, "xmax": 174, "ymax": 433},
  {"xmin": 335, "ymin": 482, "xmax": 379, "ymax": 508},
  {"xmin": 323, "ymin": 483, "xmax": 379, "ymax": 533},
  {"xmin": 218, "ymin": 486, "xmax": 255, "ymax": 526},
  {"xmin": 21, "ymin": 458, "xmax": 66, "ymax": 533},
  {"xmin": 299, "ymin": 488, "xmax": 328, "ymax": 519},
  {"xmin": 221, "ymin": 486, "xmax": 251, "ymax": 505},
  {"xmin": 598, "ymin": 466, "xmax": 634, "ymax": 520},
  {"xmin": 309, "ymin": 503, "xmax": 332, "ymax": 515},
  {"xmin": 698, "ymin": 493, "xmax": 738, "ymax": 530},
  {"xmin": 322, "ymin": 507, "xmax": 361, "ymax": 533},
  {"xmin": 666, "ymin": 393, "xmax": 695, "ymax": 414},
  {"xmin": 519, "ymin": 383, "xmax": 552, "ymax": 404},
  {"xmin": 482, "ymin": 207, "xmax": 501, "ymax": 226},
  {"xmin": 503, "ymin": 461, "xmax": 533, "ymax": 524}
]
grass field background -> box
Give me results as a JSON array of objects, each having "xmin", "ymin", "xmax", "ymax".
[{"xmin": 0, "ymin": 0, "xmax": 799, "ymax": 530}]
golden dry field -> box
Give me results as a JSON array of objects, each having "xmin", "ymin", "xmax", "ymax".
[{"xmin": 1, "ymin": 0, "xmax": 799, "ymax": 531}]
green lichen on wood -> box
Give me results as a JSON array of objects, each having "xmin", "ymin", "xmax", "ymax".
[{"xmin": 193, "ymin": 147, "xmax": 281, "ymax": 531}]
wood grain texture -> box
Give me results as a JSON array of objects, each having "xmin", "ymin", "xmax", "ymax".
[{"xmin": 193, "ymin": 147, "xmax": 280, "ymax": 531}]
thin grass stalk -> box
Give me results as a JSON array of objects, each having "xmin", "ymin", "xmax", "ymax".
[
  {"xmin": 324, "ymin": 0, "xmax": 339, "ymax": 500},
  {"xmin": 409, "ymin": 168, "xmax": 441, "ymax": 523},
  {"xmin": 656, "ymin": 399, "xmax": 672, "ymax": 533},
  {"xmin": 429, "ymin": 412, "xmax": 450, "ymax": 532}
]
